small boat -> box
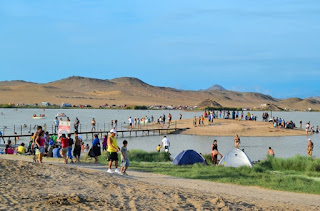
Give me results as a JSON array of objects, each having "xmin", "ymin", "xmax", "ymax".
[
  {"xmin": 55, "ymin": 113, "xmax": 67, "ymax": 117},
  {"xmin": 32, "ymin": 114, "xmax": 46, "ymax": 119}
]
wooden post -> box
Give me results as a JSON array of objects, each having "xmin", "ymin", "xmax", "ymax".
[
  {"xmin": 14, "ymin": 125, "xmax": 15, "ymax": 134},
  {"xmin": 135, "ymin": 131, "xmax": 137, "ymax": 137},
  {"xmin": 20, "ymin": 125, "xmax": 22, "ymax": 136}
]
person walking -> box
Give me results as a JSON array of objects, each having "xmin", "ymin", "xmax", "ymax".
[
  {"xmin": 107, "ymin": 129, "xmax": 121, "ymax": 173},
  {"xmin": 91, "ymin": 134, "xmax": 101, "ymax": 163},
  {"xmin": 120, "ymin": 140, "xmax": 130, "ymax": 175},
  {"xmin": 73, "ymin": 131, "xmax": 82, "ymax": 163},
  {"xmin": 35, "ymin": 130, "xmax": 45, "ymax": 164},
  {"xmin": 59, "ymin": 134, "xmax": 69, "ymax": 164},
  {"xmin": 160, "ymin": 136, "xmax": 170, "ymax": 153},
  {"xmin": 67, "ymin": 133, "xmax": 74, "ymax": 163}
]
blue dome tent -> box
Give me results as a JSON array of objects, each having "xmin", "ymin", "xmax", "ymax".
[{"xmin": 172, "ymin": 150, "xmax": 207, "ymax": 165}]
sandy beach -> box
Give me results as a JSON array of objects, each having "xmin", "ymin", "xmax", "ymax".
[
  {"xmin": 167, "ymin": 119, "xmax": 307, "ymax": 137},
  {"xmin": 0, "ymin": 155, "xmax": 319, "ymax": 210}
]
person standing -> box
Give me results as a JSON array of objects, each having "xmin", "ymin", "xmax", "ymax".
[
  {"xmin": 211, "ymin": 140, "xmax": 223, "ymax": 165},
  {"xmin": 73, "ymin": 131, "xmax": 82, "ymax": 163},
  {"xmin": 54, "ymin": 117, "xmax": 59, "ymax": 134},
  {"xmin": 128, "ymin": 117, "xmax": 133, "ymax": 130},
  {"xmin": 307, "ymin": 138, "xmax": 314, "ymax": 157},
  {"xmin": 306, "ymin": 122, "xmax": 310, "ymax": 134},
  {"xmin": 102, "ymin": 135, "xmax": 108, "ymax": 151},
  {"xmin": 160, "ymin": 136, "xmax": 170, "ymax": 153},
  {"xmin": 193, "ymin": 116, "xmax": 197, "ymax": 127},
  {"xmin": 120, "ymin": 140, "xmax": 130, "ymax": 175},
  {"xmin": 59, "ymin": 134, "xmax": 69, "ymax": 164},
  {"xmin": 0, "ymin": 130, "xmax": 4, "ymax": 143},
  {"xmin": 74, "ymin": 117, "xmax": 80, "ymax": 132},
  {"xmin": 35, "ymin": 130, "xmax": 45, "ymax": 164},
  {"xmin": 91, "ymin": 118, "xmax": 96, "ymax": 132},
  {"xmin": 162, "ymin": 114, "xmax": 166, "ymax": 125},
  {"xmin": 168, "ymin": 113, "xmax": 172, "ymax": 126},
  {"xmin": 267, "ymin": 147, "xmax": 275, "ymax": 157},
  {"xmin": 107, "ymin": 129, "xmax": 121, "ymax": 174},
  {"xmin": 67, "ymin": 133, "xmax": 74, "ymax": 163},
  {"xmin": 234, "ymin": 135, "xmax": 240, "ymax": 148},
  {"xmin": 179, "ymin": 113, "xmax": 182, "ymax": 120}
]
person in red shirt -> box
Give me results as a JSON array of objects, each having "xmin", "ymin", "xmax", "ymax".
[{"xmin": 59, "ymin": 134, "xmax": 69, "ymax": 164}]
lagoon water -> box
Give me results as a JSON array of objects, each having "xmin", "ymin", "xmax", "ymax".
[{"xmin": 0, "ymin": 108, "xmax": 319, "ymax": 161}]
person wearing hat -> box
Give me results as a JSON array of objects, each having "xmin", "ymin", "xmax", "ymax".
[
  {"xmin": 307, "ymin": 138, "xmax": 314, "ymax": 157},
  {"xmin": 107, "ymin": 129, "xmax": 121, "ymax": 174}
]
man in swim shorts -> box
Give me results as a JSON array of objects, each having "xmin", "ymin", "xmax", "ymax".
[{"xmin": 234, "ymin": 135, "xmax": 240, "ymax": 148}]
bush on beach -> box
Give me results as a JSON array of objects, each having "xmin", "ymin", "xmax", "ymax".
[
  {"xmin": 98, "ymin": 149, "xmax": 171, "ymax": 163},
  {"xmin": 260, "ymin": 155, "xmax": 320, "ymax": 172}
]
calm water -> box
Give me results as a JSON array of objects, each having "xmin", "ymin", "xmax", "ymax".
[
  {"xmin": 118, "ymin": 134, "xmax": 320, "ymax": 161},
  {"xmin": 0, "ymin": 109, "xmax": 319, "ymax": 161}
]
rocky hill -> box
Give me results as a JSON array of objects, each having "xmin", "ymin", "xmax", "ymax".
[{"xmin": 0, "ymin": 76, "xmax": 319, "ymax": 111}]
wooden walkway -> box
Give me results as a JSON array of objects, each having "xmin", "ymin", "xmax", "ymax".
[{"xmin": 1, "ymin": 127, "xmax": 189, "ymax": 141}]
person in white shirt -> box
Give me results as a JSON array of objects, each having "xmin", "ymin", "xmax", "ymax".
[
  {"xmin": 128, "ymin": 117, "xmax": 133, "ymax": 129},
  {"xmin": 160, "ymin": 136, "xmax": 170, "ymax": 153}
]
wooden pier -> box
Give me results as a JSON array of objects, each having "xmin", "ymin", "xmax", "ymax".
[{"xmin": 1, "ymin": 127, "xmax": 189, "ymax": 142}]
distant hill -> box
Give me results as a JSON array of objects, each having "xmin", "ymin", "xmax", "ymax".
[
  {"xmin": 206, "ymin": 84, "xmax": 226, "ymax": 91},
  {"xmin": 0, "ymin": 76, "xmax": 319, "ymax": 111},
  {"xmin": 308, "ymin": 97, "xmax": 320, "ymax": 102}
]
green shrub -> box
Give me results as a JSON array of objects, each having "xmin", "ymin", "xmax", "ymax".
[
  {"xmin": 98, "ymin": 149, "xmax": 171, "ymax": 163},
  {"xmin": 128, "ymin": 149, "xmax": 171, "ymax": 162},
  {"xmin": 133, "ymin": 105, "xmax": 148, "ymax": 110},
  {"xmin": 259, "ymin": 155, "xmax": 320, "ymax": 172}
]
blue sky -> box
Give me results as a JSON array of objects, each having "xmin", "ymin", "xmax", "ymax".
[{"xmin": 0, "ymin": 0, "xmax": 319, "ymax": 98}]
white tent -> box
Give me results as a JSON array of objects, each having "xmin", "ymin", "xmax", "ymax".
[{"xmin": 219, "ymin": 148, "xmax": 253, "ymax": 167}]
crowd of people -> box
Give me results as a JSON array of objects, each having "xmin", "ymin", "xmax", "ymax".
[{"xmin": 1, "ymin": 110, "xmax": 318, "ymax": 170}]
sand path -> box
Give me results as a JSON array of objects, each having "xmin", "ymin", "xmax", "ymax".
[{"xmin": 1, "ymin": 155, "xmax": 319, "ymax": 210}]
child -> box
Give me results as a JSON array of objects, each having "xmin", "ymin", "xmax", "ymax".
[
  {"xmin": 156, "ymin": 144, "xmax": 161, "ymax": 152},
  {"xmin": 120, "ymin": 140, "xmax": 129, "ymax": 175}
]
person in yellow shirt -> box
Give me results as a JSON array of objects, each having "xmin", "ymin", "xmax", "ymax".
[
  {"xmin": 16, "ymin": 143, "xmax": 26, "ymax": 154},
  {"xmin": 156, "ymin": 144, "xmax": 161, "ymax": 152},
  {"xmin": 107, "ymin": 129, "xmax": 120, "ymax": 174}
]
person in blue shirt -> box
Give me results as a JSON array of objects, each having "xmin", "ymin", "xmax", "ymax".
[
  {"xmin": 90, "ymin": 134, "xmax": 101, "ymax": 163},
  {"xmin": 0, "ymin": 131, "xmax": 4, "ymax": 143}
]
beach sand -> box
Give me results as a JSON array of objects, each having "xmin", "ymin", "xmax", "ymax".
[
  {"xmin": 164, "ymin": 119, "xmax": 306, "ymax": 137},
  {"xmin": 0, "ymin": 155, "xmax": 319, "ymax": 210}
]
